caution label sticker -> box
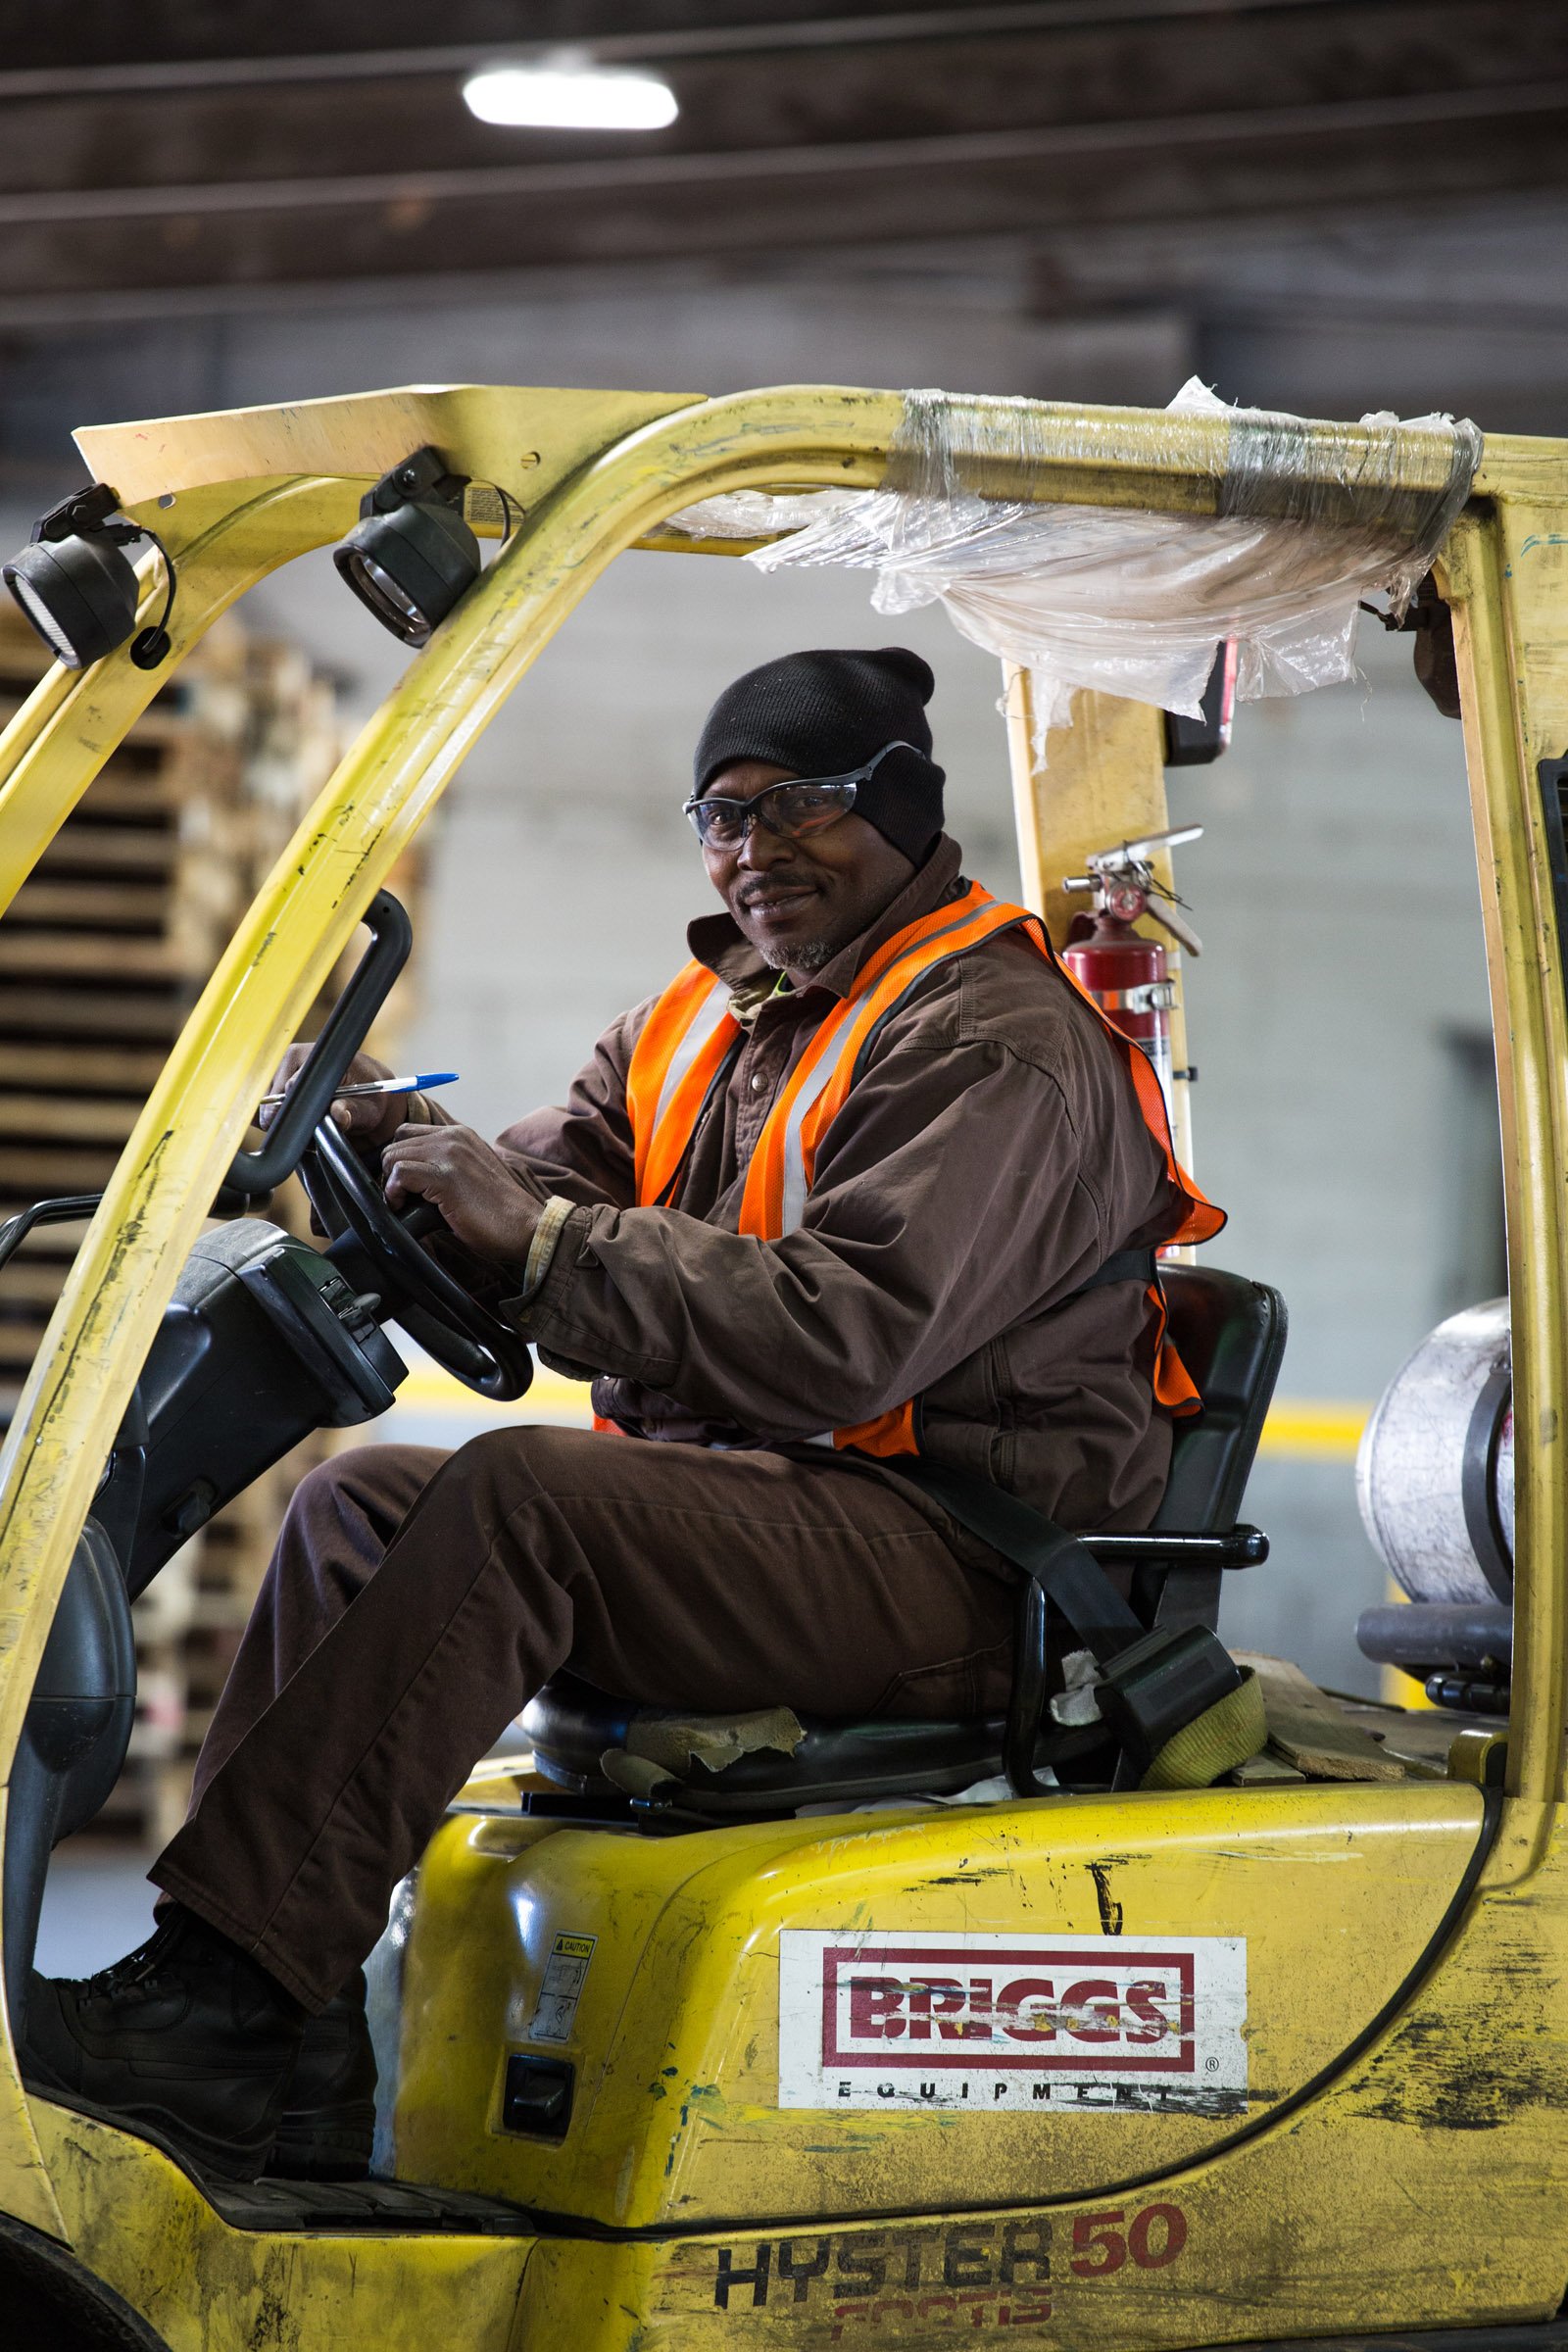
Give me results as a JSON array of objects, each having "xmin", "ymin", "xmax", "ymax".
[
  {"xmin": 778, "ymin": 1930, "xmax": 1247, "ymax": 2112},
  {"xmin": 528, "ymin": 1931, "xmax": 597, "ymax": 2043}
]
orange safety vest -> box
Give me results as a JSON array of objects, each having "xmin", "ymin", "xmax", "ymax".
[{"xmin": 617, "ymin": 880, "xmax": 1223, "ymax": 1457}]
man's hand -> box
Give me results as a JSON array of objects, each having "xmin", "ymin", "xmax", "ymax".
[
  {"xmin": 383, "ymin": 1123, "xmax": 546, "ymax": 1266},
  {"xmin": 261, "ymin": 1047, "xmax": 409, "ymax": 1148}
]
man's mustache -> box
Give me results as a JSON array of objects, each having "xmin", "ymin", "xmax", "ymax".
[{"xmin": 735, "ymin": 875, "xmax": 819, "ymax": 907}]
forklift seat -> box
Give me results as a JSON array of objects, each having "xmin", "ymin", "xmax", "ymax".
[
  {"xmin": 2, "ymin": 1520, "xmax": 137, "ymax": 2034},
  {"xmin": 523, "ymin": 1264, "xmax": 1287, "ymax": 1817}
]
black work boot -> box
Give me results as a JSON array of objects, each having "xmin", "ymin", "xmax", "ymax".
[
  {"xmin": 267, "ymin": 1966, "xmax": 378, "ymax": 2181},
  {"xmin": 22, "ymin": 1904, "xmax": 306, "ymax": 2183}
]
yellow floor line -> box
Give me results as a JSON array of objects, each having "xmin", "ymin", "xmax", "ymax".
[
  {"xmin": 1255, "ymin": 1400, "xmax": 1370, "ymax": 1461},
  {"xmin": 388, "ymin": 1361, "xmax": 593, "ymax": 1423},
  {"xmin": 383, "ymin": 1362, "xmax": 1374, "ymax": 1460}
]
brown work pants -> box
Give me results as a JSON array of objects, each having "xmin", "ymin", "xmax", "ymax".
[{"xmin": 152, "ymin": 1427, "xmax": 1014, "ymax": 2010}]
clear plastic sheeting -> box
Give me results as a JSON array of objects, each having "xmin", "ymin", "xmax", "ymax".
[
  {"xmin": 739, "ymin": 381, "xmax": 1483, "ymax": 746},
  {"xmin": 659, "ymin": 488, "xmax": 862, "ymax": 541}
]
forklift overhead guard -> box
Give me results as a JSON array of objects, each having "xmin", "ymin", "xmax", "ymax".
[{"xmin": 0, "ymin": 379, "xmax": 1561, "ymax": 2352}]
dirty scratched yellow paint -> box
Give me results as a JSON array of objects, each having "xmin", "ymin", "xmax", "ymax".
[{"xmin": 0, "ymin": 385, "xmax": 1563, "ymax": 2352}]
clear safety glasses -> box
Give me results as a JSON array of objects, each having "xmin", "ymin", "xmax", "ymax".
[{"xmin": 683, "ymin": 740, "xmax": 919, "ymax": 851}]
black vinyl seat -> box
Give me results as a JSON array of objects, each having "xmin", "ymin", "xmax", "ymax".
[
  {"xmin": 523, "ymin": 1265, "xmax": 1288, "ymax": 1818},
  {"xmin": 2, "ymin": 1521, "xmax": 137, "ymax": 2031}
]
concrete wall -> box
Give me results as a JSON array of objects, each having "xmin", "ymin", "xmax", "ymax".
[
  {"xmin": 248, "ymin": 547, "xmax": 1024, "ymax": 1140},
  {"xmin": 1165, "ymin": 632, "xmax": 1486, "ymax": 1689}
]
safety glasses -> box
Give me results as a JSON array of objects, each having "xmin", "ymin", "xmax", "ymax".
[{"xmin": 683, "ymin": 740, "xmax": 919, "ymax": 850}]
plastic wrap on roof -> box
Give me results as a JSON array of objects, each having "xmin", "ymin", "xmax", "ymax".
[
  {"xmin": 735, "ymin": 380, "xmax": 1482, "ymax": 748},
  {"xmin": 660, "ymin": 488, "xmax": 863, "ymax": 540}
]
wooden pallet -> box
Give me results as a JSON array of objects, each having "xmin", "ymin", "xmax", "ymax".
[{"xmin": 0, "ymin": 606, "xmax": 424, "ymax": 1840}]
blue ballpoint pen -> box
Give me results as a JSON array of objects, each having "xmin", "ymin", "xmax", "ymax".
[{"xmin": 259, "ymin": 1069, "xmax": 460, "ymax": 1107}]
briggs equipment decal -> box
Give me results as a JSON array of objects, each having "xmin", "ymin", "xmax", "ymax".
[{"xmin": 778, "ymin": 1931, "xmax": 1247, "ymax": 2112}]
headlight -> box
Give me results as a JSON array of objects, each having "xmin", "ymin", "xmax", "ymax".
[
  {"xmin": 2, "ymin": 482, "xmax": 175, "ymax": 671},
  {"xmin": 332, "ymin": 448, "xmax": 481, "ymax": 647}
]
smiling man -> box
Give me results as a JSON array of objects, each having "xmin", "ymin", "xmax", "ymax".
[{"xmin": 24, "ymin": 647, "xmax": 1215, "ymax": 2185}]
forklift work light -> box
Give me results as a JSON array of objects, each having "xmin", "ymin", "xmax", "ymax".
[
  {"xmin": 2, "ymin": 482, "xmax": 176, "ymax": 671},
  {"xmin": 332, "ymin": 447, "xmax": 481, "ymax": 647}
]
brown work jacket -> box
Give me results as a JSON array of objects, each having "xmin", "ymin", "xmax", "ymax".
[{"xmin": 492, "ymin": 834, "xmax": 1192, "ymax": 1536}]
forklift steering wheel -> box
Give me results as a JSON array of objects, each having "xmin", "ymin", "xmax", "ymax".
[{"xmin": 300, "ymin": 1116, "xmax": 535, "ymax": 1403}]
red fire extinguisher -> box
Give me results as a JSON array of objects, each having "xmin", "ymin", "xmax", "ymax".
[{"xmin": 1060, "ymin": 827, "xmax": 1203, "ymax": 1124}]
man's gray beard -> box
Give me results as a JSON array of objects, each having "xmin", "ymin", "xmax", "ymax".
[{"xmin": 760, "ymin": 934, "xmax": 836, "ymax": 973}]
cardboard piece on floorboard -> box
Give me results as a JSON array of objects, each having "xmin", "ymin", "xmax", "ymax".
[
  {"xmin": 1231, "ymin": 1650, "xmax": 1407, "ymax": 1783},
  {"xmin": 1225, "ymin": 1750, "xmax": 1308, "ymax": 1786}
]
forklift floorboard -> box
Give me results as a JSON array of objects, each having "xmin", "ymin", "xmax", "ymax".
[{"xmin": 202, "ymin": 2177, "xmax": 533, "ymax": 2235}]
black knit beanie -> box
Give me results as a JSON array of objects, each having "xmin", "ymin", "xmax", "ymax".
[{"xmin": 693, "ymin": 647, "xmax": 946, "ymax": 864}]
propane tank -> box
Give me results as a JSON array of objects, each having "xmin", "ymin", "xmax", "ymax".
[
  {"xmin": 1060, "ymin": 826, "xmax": 1203, "ymax": 1126},
  {"xmin": 1355, "ymin": 1298, "xmax": 1514, "ymax": 1606}
]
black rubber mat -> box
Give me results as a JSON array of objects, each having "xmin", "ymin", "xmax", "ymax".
[
  {"xmin": 202, "ymin": 2177, "xmax": 533, "ymax": 2234},
  {"xmin": 29, "ymin": 2090, "xmax": 535, "ymax": 2235}
]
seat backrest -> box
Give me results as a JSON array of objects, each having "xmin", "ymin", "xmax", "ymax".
[
  {"xmin": 1139, "ymin": 1265, "xmax": 1288, "ymax": 1639},
  {"xmin": 1153, "ymin": 1265, "xmax": 1288, "ymax": 1534}
]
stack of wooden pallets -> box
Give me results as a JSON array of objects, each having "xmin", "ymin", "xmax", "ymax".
[
  {"xmin": 2, "ymin": 624, "xmax": 227, "ymax": 1372},
  {"xmin": 0, "ymin": 607, "xmax": 419, "ymax": 1842}
]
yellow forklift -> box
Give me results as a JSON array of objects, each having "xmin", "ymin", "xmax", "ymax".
[{"xmin": 0, "ymin": 379, "xmax": 1563, "ymax": 2351}]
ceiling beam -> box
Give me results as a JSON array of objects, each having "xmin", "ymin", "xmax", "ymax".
[
  {"xmin": 0, "ymin": 1, "xmax": 1555, "ymax": 200},
  {"xmin": 1, "ymin": 85, "xmax": 1563, "ymax": 305},
  {"xmin": 0, "ymin": 3, "xmax": 1346, "ymax": 99},
  {"xmin": 0, "ymin": 80, "xmax": 1561, "ymax": 231},
  {"xmin": 0, "ymin": 0, "xmax": 1334, "ymax": 83},
  {"xmin": 0, "ymin": 0, "xmax": 1559, "ymax": 302}
]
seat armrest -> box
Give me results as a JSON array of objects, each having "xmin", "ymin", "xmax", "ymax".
[{"xmin": 1084, "ymin": 1525, "xmax": 1268, "ymax": 1570}]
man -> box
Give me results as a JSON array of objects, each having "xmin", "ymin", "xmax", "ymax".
[{"xmin": 24, "ymin": 646, "xmax": 1216, "ymax": 2182}]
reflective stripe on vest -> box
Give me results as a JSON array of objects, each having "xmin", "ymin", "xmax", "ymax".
[
  {"xmin": 624, "ymin": 961, "xmax": 740, "ymax": 1207},
  {"xmin": 620, "ymin": 880, "xmax": 1223, "ymax": 1456}
]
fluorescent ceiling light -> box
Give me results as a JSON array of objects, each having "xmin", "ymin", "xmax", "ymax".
[{"xmin": 463, "ymin": 59, "xmax": 679, "ymax": 132}]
